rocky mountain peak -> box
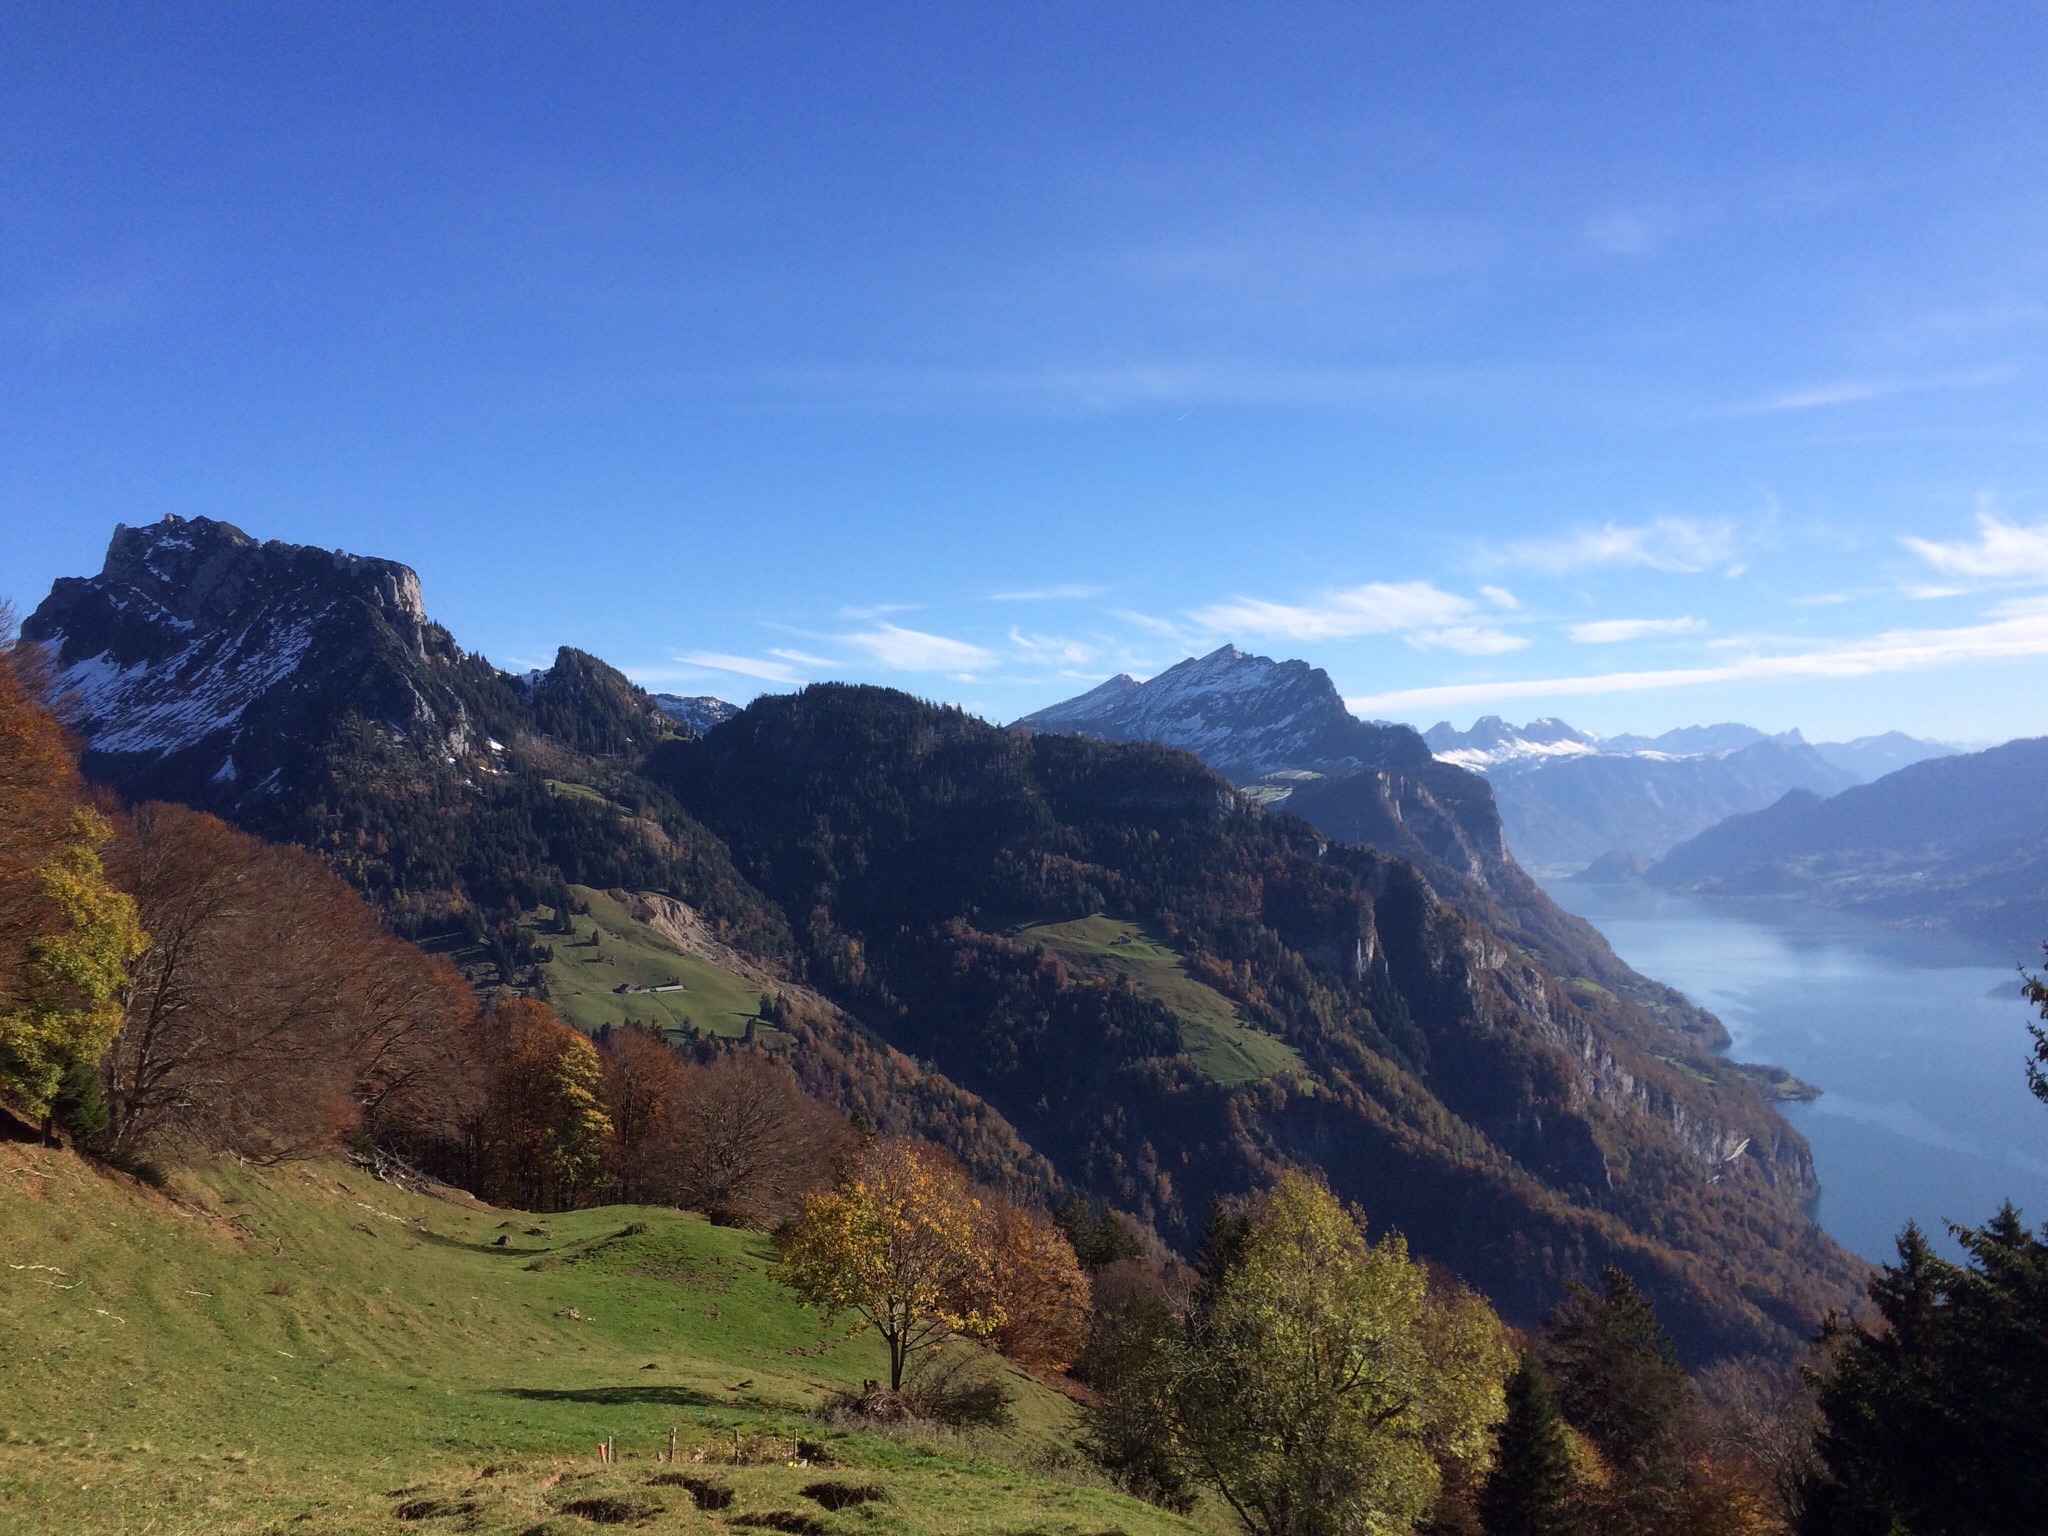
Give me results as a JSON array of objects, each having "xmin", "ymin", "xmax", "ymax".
[
  {"xmin": 1015, "ymin": 643, "xmax": 1431, "ymax": 784},
  {"xmin": 21, "ymin": 516, "xmax": 474, "ymax": 812},
  {"xmin": 88, "ymin": 514, "xmax": 429, "ymax": 644}
]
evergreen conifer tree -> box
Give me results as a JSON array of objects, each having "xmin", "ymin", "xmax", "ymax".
[{"xmin": 1479, "ymin": 1352, "xmax": 1574, "ymax": 1536}]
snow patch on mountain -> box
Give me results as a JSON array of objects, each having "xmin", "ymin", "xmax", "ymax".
[{"xmin": 1015, "ymin": 644, "xmax": 1431, "ymax": 785}]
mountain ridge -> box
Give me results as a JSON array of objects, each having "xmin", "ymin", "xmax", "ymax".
[
  {"xmin": 1649, "ymin": 735, "xmax": 2048, "ymax": 951},
  {"xmin": 20, "ymin": 517, "xmax": 1865, "ymax": 1357}
]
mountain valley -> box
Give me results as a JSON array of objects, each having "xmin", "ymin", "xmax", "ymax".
[{"xmin": 15, "ymin": 518, "xmax": 1874, "ymax": 1359}]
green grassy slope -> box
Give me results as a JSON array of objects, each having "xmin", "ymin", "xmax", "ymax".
[
  {"xmin": 538, "ymin": 886, "xmax": 770, "ymax": 1039},
  {"xmin": 1016, "ymin": 917, "xmax": 1303, "ymax": 1087},
  {"xmin": 0, "ymin": 1144, "xmax": 1207, "ymax": 1536}
]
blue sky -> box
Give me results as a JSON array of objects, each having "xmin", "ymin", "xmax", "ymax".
[{"xmin": 5, "ymin": 3, "xmax": 2048, "ymax": 742}]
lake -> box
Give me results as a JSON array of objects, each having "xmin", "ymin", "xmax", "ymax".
[{"xmin": 1541, "ymin": 879, "xmax": 2048, "ymax": 1264}]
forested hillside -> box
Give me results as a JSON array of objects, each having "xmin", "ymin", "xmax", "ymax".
[
  {"xmin": 19, "ymin": 519, "xmax": 1865, "ymax": 1360},
  {"xmin": 645, "ymin": 685, "xmax": 1861, "ymax": 1357}
]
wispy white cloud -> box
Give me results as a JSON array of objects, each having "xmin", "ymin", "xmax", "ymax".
[
  {"xmin": 1760, "ymin": 379, "xmax": 1891, "ymax": 411},
  {"xmin": 673, "ymin": 651, "xmax": 805, "ymax": 684},
  {"xmin": 1347, "ymin": 601, "xmax": 2048, "ymax": 712},
  {"xmin": 1194, "ymin": 580, "xmax": 1476, "ymax": 641},
  {"xmin": 1487, "ymin": 516, "xmax": 1737, "ymax": 576},
  {"xmin": 1412, "ymin": 625, "xmax": 1529, "ymax": 656},
  {"xmin": 1903, "ymin": 508, "xmax": 2048, "ymax": 586},
  {"xmin": 1584, "ymin": 206, "xmax": 1681, "ymax": 258},
  {"xmin": 991, "ymin": 583, "xmax": 1107, "ymax": 602},
  {"xmin": 1110, "ymin": 607, "xmax": 1206, "ymax": 649},
  {"xmin": 838, "ymin": 602, "xmax": 921, "ymax": 621},
  {"xmin": 1007, "ymin": 628, "xmax": 1099, "ymax": 668},
  {"xmin": 841, "ymin": 623, "xmax": 993, "ymax": 672},
  {"xmin": 1567, "ymin": 616, "xmax": 1706, "ymax": 644},
  {"xmin": 1744, "ymin": 366, "xmax": 2016, "ymax": 415},
  {"xmin": 1479, "ymin": 585, "xmax": 1520, "ymax": 610}
]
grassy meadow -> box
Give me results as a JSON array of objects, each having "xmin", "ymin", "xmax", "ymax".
[
  {"xmin": 0, "ymin": 1143, "xmax": 1209, "ymax": 1536},
  {"xmin": 535, "ymin": 886, "xmax": 771, "ymax": 1040},
  {"xmin": 1016, "ymin": 917, "xmax": 1303, "ymax": 1087}
]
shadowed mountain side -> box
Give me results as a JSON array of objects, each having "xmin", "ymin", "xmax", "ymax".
[
  {"xmin": 1277, "ymin": 769, "xmax": 1730, "ymax": 1050},
  {"xmin": 1019, "ymin": 649, "xmax": 1731, "ymax": 1050},
  {"xmin": 648, "ymin": 685, "xmax": 1862, "ymax": 1361},
  {"xmin": 1651, "ymin": 735, "xmax": 2048, "ymax": 952}
]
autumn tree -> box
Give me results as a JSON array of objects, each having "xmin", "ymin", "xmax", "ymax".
[
  {"xmin": 778, "ymin": 1135, "xmax": 1001, "ymax": 1391},
  {"xmin": 0, "ymin": 624, "xmax": 146, "ymax": 1137},
  {"xmin": 99, "ymin": 802, "xmax": 478, "ymax": 1163},
  {"xmin": 663, "ymin": 1048, "xmax": 849, "ymax": 1226},
  {"xmin": 481, "ymin": 999, "xmax": 612, "ymax": 1210},
  {"xmin": 1087, "ymin": 1173, "xmax": 1515, "ymax": 1536},
  {"xmin": 598, "ymin": 1023, "xmax": 690, "ymax": 1203},
  {"xmin": 985, "ymin": 1195, "xmax": 1091, "ymax": 1372}
]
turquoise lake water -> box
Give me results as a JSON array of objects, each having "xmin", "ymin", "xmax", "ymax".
[{"xmin": 1540, "ymin": 879, "xmax": 2048, "ymax": 1264}]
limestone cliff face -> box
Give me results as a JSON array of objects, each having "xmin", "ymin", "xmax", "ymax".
[{"xmin": 1344, "ymin": 852, "xmax": 1821, "ymax": 1210}]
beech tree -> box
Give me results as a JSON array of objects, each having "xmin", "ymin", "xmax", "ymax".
[
  {"xmin": 482, "ymin": 999, "xmax": 613, "ymax": 1210},
  {"xmin": 1087, "ymin": 1173, "xmax": 1515, "ymax": 1536},
  {"xmin": 598, "ymin": 1023, "xmax": 689, "ymax": 1203},
  {"xmin": 664, "ymin": 1049, "xmax": 849, "ymax": 1226},
  {"xmin": 986, "ymin": 1196, "xmax": 1091, "ymax": 1371},
  {"xmin": 0, "ymin": 628, "xmax": 146, "ymax": 1136},
  {"xmin": 100, "ymin": 803, "xmax": 478, "ymax": 1163},
  {"xmin": 778, "ymin": 1136, "xmax": 1001, "ymax": 1391}
]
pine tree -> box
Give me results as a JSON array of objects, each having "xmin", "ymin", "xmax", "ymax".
[
  {"xmin": 1479, "ymin": 1353, "xmax": 1574, "ymax": 1536},
  {"xmin": 1538, "ymin": 1265, "xmax": 1689, "ymax": 1478}
]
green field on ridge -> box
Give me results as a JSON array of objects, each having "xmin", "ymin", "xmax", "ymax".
[
  {"xmin": 1016, "ymin": 916, "xmax": 1304, "ymax": 1087},
  {"xmin": 535, "ymin": 886, "xmax": 772, "ymax": 1039}
]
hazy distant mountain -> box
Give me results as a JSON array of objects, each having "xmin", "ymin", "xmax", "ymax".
[
  {"xmin": 1490, "ymin": 736, "xmax": 1860, "ymax": 874},
  {"xmin": 652, "ymin": 693, "xmax": 739, "ymax": 734},
  {"xmin": 1809, "ymin": 730, "xmax": 1956, "ymax": 782},
  {"xmin": 1604, "ymin": 723, "xmax": 1776, "ymax": 756},
  {"xmin": 1422, "ymin": 715, "xmax": 1602, "ymax": 771},
  {"xmin": 1650, "ymin": 737, "xmax": 2048, "ymax": 952},
  {"xmin": 1419, "ymin": 714, "xmax": 1949, "ymax": 875}
]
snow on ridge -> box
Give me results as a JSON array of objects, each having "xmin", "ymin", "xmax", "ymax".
[{"xmin": 54, "ymin": 616, "xmax": 315, "ymax": 757}]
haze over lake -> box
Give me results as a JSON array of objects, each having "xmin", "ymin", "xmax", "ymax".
[{"xmin": 1545, "ymin": 879, "xmax": 2048, "ymax": 1264}]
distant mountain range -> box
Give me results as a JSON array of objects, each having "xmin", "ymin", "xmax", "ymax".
[
  {"xmin": 1649, "ymin": 736, "xmax": 2048, "ymax": 954},
  {"xmin": 1419, "ymin": 715, "xmax": 1954, "ymax": 874},
  {"xmin": 19, "ymin": 521, "xmax": 1863, "ymax": 1357}
]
